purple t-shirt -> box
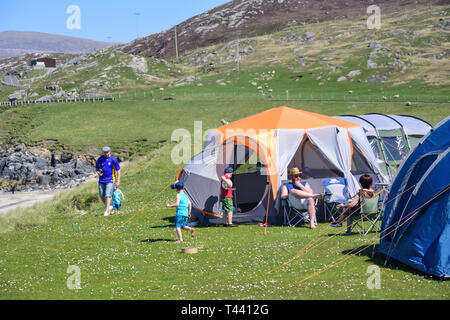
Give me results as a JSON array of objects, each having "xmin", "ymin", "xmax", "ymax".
[{"xmin": 96, "ymin": 155, "xmax": 120, "ymax": 184}]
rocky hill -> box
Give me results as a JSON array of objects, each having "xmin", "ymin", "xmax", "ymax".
[
  {"xmin": 0, "ymin": 31, "xmax": 117, "ymax": 60},
  {"xmin": 1, "ymin": 3, "xmax": 448, "ymax": 102},
  {"xmin": 0, "ymin": 3, "xmax": 448, "ymax": 193},
  {"xmin": 0, "ymin": 48, "xmax": 182, "ymax": 102},
  {"xmin": 118, "ymin": 0, "xmax": 446, "ymax": 58}
]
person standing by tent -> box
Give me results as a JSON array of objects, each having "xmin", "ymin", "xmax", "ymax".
[
  {"xmin": 221, "ymin": 167, "xmax": 238, "ymax": 227},
  {"xmin": 166, "ymin": 181, "xmax": 195, "ymax": 243},
  {"xmin": 96, "ymin": 146, "xmax": 121, "ymax": 217},
  {"xmin": 280, "ymin": 167, "xmax": 321, "ymax": 229}
]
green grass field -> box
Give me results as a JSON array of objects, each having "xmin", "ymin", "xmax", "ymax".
[{"xmin": 1, "ymin": 144, "xmax": 449, "ymax": 299}]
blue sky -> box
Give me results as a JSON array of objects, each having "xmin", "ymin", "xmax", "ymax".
[{"xmin": 0, "ymin": 0, "xmax": 231, "ymax": 43}]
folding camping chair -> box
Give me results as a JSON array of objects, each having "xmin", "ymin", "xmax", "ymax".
[
  {"xmin": 351, "ymin": 193, "xmax": 382, "ymax": 236},
  {"xmin": 322, "ymin": 178, "xmax": 351, "ymax": 222},
  {"xmin": 282, "ymin": 195, "xmax": 317, "ymax": 227}
]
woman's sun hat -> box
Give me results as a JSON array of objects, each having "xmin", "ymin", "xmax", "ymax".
[{"xmin": 288, "ymin": 167, "xmax": 302, "ymax": 176}]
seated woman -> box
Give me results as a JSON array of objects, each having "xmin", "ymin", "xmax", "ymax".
[
  {"xmin": 280, "ymin": 167, "xmax": 322, "ymax": 229},
  {"xmin": 332, "ymin": 174, "xmax": 375, "ymax": 235}
]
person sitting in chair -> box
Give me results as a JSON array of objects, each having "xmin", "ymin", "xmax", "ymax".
[
  {"xmin": 333, "ymin": 174, "xmax": 376, "ymax": 235},
  {"xmin": 280, "ymin": 167, "xmax": 322, "ymax": 229}
]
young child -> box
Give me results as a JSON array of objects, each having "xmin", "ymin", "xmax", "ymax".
[
  {"xmin": 111, "ymin": 185, "xmax": 125, "ymax": 215},
  {"xmin": 166, "ymin": 181, "xmax": 195, "ymax": 243},
  {"xmin": 334, "ymin": 174, "xmax": 375, "ymax": 235},
  {"xmin": 221, "ymin": 166, "xmax": 238, "ymax": 227}
]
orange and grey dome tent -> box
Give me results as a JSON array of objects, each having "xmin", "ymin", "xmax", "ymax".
[{"xmin": 178, "ymin": 106, "xmax": 387, "ymax": 225}]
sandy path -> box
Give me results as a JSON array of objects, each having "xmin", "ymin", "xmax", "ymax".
[
  {"xmin": 0, "ymin": 175, "xmax": 97, "ymax": 214},
  {"xmin": 0, "ymin": 190, "xmax": 64, "ymax": 214}
]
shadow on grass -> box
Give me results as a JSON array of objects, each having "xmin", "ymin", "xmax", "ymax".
[
  {"xmin": 163, "ymin": 216, "xmax": 175, "ymax": 223},
  {"xmin": 162, "ymin": 216, "xmax": 214, "ymax": 228},
  {"xmin": 342, "ymin": 244, "xmax": 449, "ymax": 282},
  {"xmin": 140, "ymin": 238, "xmax": 177, "ymax": 243}
]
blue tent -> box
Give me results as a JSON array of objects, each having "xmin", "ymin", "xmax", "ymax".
[{"xmin": 379, "ymin": 117, "xmax": 449, "ymax": 278}]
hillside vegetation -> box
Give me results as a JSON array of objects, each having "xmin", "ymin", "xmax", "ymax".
[{"xmin": 0, "ymin": 6, "xmax": 448, "ymax": 106}]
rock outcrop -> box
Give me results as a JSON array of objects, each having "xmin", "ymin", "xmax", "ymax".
[{"xmin": 0, "ymin": 145, "xmax": 96, "ymax": 192}]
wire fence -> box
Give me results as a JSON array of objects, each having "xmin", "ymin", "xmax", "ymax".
[
  {"xmin": 114, "ymin": 89, "xmax": 450, "ymax": 104},
  {"xmin": 1, "ymin": 90, "xmax": 449, "ymax": 107},
  {"xmin": 0, "ymin": 97, "xmax": 115, "ymax": 107}
]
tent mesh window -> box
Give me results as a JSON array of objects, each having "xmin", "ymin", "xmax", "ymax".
[
  {"xmin": 288, "ymin": 138, "xmax": 344, "ymax": 179},
  {"xmin": 350, "ymin": 139, "xmax": 378, "ymax": 176}
]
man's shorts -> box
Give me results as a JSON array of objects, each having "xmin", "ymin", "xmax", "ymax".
[
  {"xmin": 288, "ymin": 193, "xmax": 309, "ymax": 210},
  {"xmin": 175, "ymin": 215, "xmax": 188, "ymax": 228},
  {"xmin": 98, "ymin": 183, "xmax": 114, "ymax": 198},
  {"xmin": 112, "ymin": 202, "xmax": 121, "ymax": 211},
  {"xmin": 222, "ymin": 197, "xmax": 234, "ymax": 213}
]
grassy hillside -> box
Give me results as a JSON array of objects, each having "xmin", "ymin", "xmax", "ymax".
[
  {"xmin": 1, "ymin": 6, "xmax": 448, "ymax": 104},
  {"xmin": 0, "ymin": 89, "xmax": 447, "ymax": 158}
]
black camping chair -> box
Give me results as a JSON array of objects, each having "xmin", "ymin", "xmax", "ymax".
[{"xmin": 282, "ymin": 195, "xmax": 317, "ymax": 227}]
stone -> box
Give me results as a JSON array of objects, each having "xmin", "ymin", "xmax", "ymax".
[
  {"xmin": 366, "ymin": 75, "xmax": 386, "ymax": 82},
  {"xmin": 60, "ymin": 153, "xmax": 73, "ymax": 164},
  {"xmin": 239, "ymin": 46, "xmax": 254, "ymax": 55},
  {"xmin": 305, "ymin": 31, "xmax": 315, "ymax": 39},
  {"xmin": 367, "ymin": 60, "xmax": 378, "ymax": 69},
  {"xmin": 35, "ymin": 158, "xmax": 49, "ymax": 170},
  {"xmin": 128, "ymin": 56, "xmax": 148, "ymax": 73},
  {"xmin": 84, "ymin": 88, "xmax": 104, "ymax": 96},
  {"xmin": 347, "ymin": 70, "xmax": 361, "ymax": 77},
  {"xmin": 293, "ymin": 46, "xmax": 303, "ymax": 54},
  {"xmin": 368, "ymin": 41, "xmax": 383, "ymax": 48},
  {"xmin": 46, "ymin": 85, "xmax": 60, "ymax": 91}
]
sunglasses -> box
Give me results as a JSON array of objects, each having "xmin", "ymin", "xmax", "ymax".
[{"xmin": 293, "ymin": 175, "xmax": 301, "ymax": 178}]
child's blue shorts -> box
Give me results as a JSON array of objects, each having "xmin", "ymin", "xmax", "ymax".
[
  {"xmin": 112, "ymin": 202, "xmax": 121, "ymax": 211},
  {"xmin": 174, "ymin": 215, "xmax": 188, "ymax": 228}
]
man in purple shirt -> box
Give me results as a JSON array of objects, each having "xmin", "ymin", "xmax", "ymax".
[{"xmin": 96, "ymin": 146, "xmax": 121, "ymax": 216}]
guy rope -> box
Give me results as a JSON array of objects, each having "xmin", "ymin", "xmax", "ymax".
[
  {"xmin": 108, "ymin": 181, "xmax": 171, "ymax": 237},
  {"xmin": 72, "ymin": 169, "xmax": 175, "ymax": 236},
  {"xmin": 266, "ymin": 183, "xmax": 417, "ymax": 275},
  {"xmin": 296, "ymin": 185, "xmax": 449, "ymax": 285}
]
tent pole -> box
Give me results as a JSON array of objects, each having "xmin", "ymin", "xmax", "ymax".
[{"xmin": 233, "ymin": 139, "xmax": 238, "ymax": 210}]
